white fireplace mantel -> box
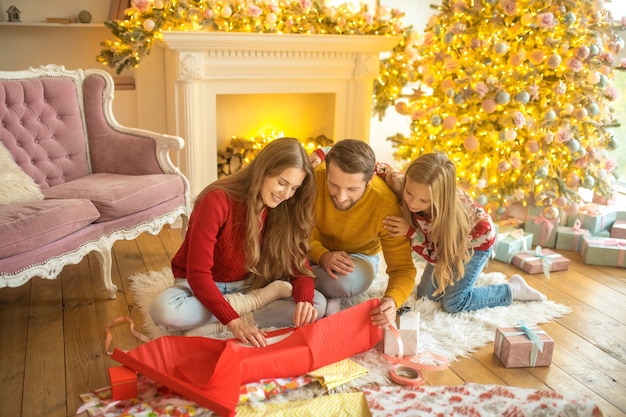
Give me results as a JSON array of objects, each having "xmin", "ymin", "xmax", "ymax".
[{"xmin": 160, "ymin": 31, "xmax": 400, "ymax": 197}]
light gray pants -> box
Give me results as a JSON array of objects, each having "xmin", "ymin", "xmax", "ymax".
[
  {"xmin": 312, "ymin": 253, "xmax": 380, "ymax": 299},
  {"xmin": 149, "ymin": 278, "xmax": 327, "ymax": 331}
]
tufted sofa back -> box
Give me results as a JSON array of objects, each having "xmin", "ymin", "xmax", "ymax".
[{"xmin": 0, "ymin": 76, "xmax": 90, "ymax": 190}]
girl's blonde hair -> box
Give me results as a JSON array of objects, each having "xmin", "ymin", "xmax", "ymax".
[
  {"xmin": 194, "ymin": 137, "xmax": 316, "ymax": 288},
  {"xmin": 403, "ymin": 153, "xmax": 472, "ymax": 295}
]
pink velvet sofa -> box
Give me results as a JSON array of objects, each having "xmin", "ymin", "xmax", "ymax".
[{"xmin": 0, "ymin": 65, "xmax": 190, "ymax": 299}]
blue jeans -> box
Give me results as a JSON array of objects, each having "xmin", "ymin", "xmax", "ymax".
[
  {"xmin": 416, "ymin": 249, "xmax": 512, "ymax": 313},
  {"xmin": 312, "ymin": 253, "xmax": 380, "ymax": 299}
]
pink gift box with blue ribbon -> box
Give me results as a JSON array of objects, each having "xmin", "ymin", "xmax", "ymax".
[
  {"xmin": 580, "ymin": 235, "xmax": 626, "ymax": 268},
  {"xmin": 494, "ymin": 321, "xmax": 554, "ymax": 368},
  {"xmin": 510, "ymin": 247, "xmax": 569, "ymax": 277}
]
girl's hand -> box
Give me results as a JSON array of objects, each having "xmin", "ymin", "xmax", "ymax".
[
  {"xmin": 228, "ymin": 318, "xmax": 267, "ymax": 347},
  {"xmin": 309, "ymin": 152, "xmax": 322, "ymax": 168},
  {"xmin": 383, "ymin": 216, "xmax": 410, "ymax": 237},
  {"xmin": 293, "ymin": 301, "xmax": 318, "ymax": 327}
]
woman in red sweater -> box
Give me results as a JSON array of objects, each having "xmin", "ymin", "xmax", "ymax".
[{"xmin": 150, "ymin": 138, "xmax": 325, "ymax": 347}]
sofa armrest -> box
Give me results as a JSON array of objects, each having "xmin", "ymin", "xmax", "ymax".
[{"xmin": 82, "ymin": 72, "xmax": 183, "ymax": 177}]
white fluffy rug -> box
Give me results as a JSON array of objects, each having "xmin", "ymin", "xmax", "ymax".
[{"xmin": 127, "ymin": 261, "xmax": 571, "ymax": 395}]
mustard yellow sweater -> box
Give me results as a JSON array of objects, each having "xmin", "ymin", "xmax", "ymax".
[{"xmin": 311, "ymin": 166, "xmax": 417, "ymax": 308}]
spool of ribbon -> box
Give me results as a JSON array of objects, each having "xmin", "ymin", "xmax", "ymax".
[{"xmin": 383, "ymin": 325, "xmax": 449, "ymax": 386}]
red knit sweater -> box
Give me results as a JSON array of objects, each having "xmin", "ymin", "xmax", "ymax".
[{"xmin": 171, "ymin": 189, "xmax": 315, "ymax": 325}]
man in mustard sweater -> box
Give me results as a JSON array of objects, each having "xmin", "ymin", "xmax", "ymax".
[{"xmin": 310, "ymin": 139, "xmax": 417, "ymax": 327}]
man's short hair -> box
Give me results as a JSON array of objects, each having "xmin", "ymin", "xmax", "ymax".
[{"xmin": 325, "ymin": 139, "xmax": 376, "ymax": 181}]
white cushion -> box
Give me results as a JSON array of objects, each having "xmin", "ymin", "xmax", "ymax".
[{"xmin": 0, "ymin": 142, "xmax": 45, "ymax": 205}]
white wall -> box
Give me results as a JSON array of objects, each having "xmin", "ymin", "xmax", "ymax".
[{"xmin": 0, "ymin": 0, "xmax": 108, "ymax": 22}]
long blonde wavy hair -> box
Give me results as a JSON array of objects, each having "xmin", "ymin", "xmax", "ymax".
[
  {"xmin": 194, "ymin": 137, "xmax": 316, "ymax": 288},
  {"xmin": 403, "ymin": 153, "xmax": 472, "ymax": 294}
]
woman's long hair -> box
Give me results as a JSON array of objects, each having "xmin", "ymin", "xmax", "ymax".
[
  {"xmin": 403, "ymin": 153, "xmax": 472, "ymax": 294},
  {"xmin": 194, "ymin": 137, "xmax": 316, "ymax": 287}
]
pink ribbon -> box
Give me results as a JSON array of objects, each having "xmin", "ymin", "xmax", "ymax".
[
  {"xmin": 571, "ymin": 219, "xmax": 582, "ymax": 232},
  {"xmin": 531, "ymin": 215, "xmax": 555, "ymax": 246}
]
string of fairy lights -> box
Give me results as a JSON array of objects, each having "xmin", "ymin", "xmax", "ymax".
[{"xmin": 99, "ymin": 0, "xmax": 625, "ymax": 213}]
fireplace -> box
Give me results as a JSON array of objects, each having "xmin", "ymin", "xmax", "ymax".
[{"xmin": 160, "ymin": 31, "xmax": 399, "ymax": 197}]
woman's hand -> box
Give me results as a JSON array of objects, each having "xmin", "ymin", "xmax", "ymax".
[
  {"xmin": 383, "ymin": 216, "xmax": 411, "ymax": 237},
  {"xmin": 369, "ymin": 296, "xmax": 397, "ymax": 328},
  {"xmin": 293, "ymin": 301, "xmax": 318, "ymax": 327},
  {"xmin": 228, "ymin": 318, "xmax": 268, "ymax": 347}
]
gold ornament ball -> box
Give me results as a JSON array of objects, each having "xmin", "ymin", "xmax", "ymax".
[
  {"xmin": 542, "ymin": 205, "xmax": 559, "ymax": 220},
  {"xmin": 78, "ymin": 10, "xmax": 92, "ymax": 23}
]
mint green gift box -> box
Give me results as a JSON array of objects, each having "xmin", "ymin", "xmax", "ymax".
[
  {"xmin": 493, "ymin": 228, "xmax": 533, "ymax": 263},
  {"xmin": 555, "ymin": 224, "xmax": 590, "ymax": 251},
  {"xmin": 580, "ymin": 235, "xmax": 626, "ymax": 268}
]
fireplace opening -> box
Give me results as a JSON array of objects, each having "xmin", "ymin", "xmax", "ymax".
[{"xmin": 216, "ymin": 92, "xmax": 336, "ymax": 152}]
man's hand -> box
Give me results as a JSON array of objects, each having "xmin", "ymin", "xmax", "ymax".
[
  {"xmin": 318, "ymin": 251, "xmax": 355, "ymax": 280},
  {"xmin": 228, "ymin": 318, "xmax": 268, "ymax": 347},
  {"xmin": 383, "ymin": 216, "xmax": 411, "ymax": 237},
  {"xmin": 293, "ymin": 301, "xmax": 318, "ymax": 327},
  {"xmin": 369, "ymin": 296, "xmax": 397, "ymax": 328}
]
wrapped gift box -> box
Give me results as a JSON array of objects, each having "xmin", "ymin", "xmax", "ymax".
[
  {"xmin": 555, "ymin": 222, "xmax": 590, "ymax": 251},
  {"xmin": 510, "ymin": 248, "xmax": 569, "ymax": 276},
  {"xmin": 494, "ymin": 324, "xmax": 554, "ymax": 367},
  {"xmin": 592, "ymin": 229, "xmax": 611, "ymax": 238},
  {"xmin": 524, "ymin": 215, "xmax": 558, "ymax": 248},
  {"xmin": 493, "ymin": 228, "xmax": 533, "ymax": 263},
  {"xmin": 580, "ymin": 235, "xmax": 626, "ymax": 268},
  {"xmin": 611, "ymin": 220, "xmax": 626, "ymax": 239},
  {"xmin": 384, "ymin": 311, "xmax": 419, "ymax": 356},
  {"xmin": 108, "ymin": 366, "xmax": 138, "ymax": 400},
  {"xmin": 566, "ymin": 204, "xmax": 616, "ymax": 234},
  {"xmin": 592, "ymin": 191, "xmax": 615, "ymax": 206}
]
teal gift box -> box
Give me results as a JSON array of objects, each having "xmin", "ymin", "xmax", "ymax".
[
  {"xmin": 580, "ymin": 235, "xmax": 626, "ymax": 268},
  {"xmin": 555, "ymin": 223, "xmax": 590, "ymax": 251},
  {"xmin": 493, "ymin": 228, "xmax": 533, "ymax": 263},
  {"xmin": 524, "ymin": 215, "xmax": 558, "ymax": 248},
  {"xmin": 566, "ymin": 204, "xmax": 616, "ymax": 234}
]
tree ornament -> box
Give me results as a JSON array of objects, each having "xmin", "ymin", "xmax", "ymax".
[{"xmin": 542, "ymin": 199, "xmax": 560, "ymax": 220}]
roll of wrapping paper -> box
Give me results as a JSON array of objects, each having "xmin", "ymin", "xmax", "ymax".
[{"xmin": 383, "ymin": 325, "xmax": 450, "ymax": 386}]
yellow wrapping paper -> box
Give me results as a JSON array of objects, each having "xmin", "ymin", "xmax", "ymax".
[
  {"xmin": 235, "ymin": 392, "xmax": 371, "ymax": 416},
  {"xmin": 307, "ymin": 358, "xmax": 369, "ymax": 390}
]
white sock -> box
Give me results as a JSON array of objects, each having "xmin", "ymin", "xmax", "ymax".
[
  {"xmin": 325, "ymin": 298, "xmax": 342, "ymax": 316},
  {"xmin": 508, "ymin": 274, "xmax": 547, "ymax": 302}
]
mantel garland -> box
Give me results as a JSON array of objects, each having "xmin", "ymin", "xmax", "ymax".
[{"xmin": 98, "ymin": 0, "xmax": 417, "ymax": 119}]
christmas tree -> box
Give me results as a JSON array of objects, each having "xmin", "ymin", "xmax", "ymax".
[{"xmin": 389, "ymin": 0, "xmax": 624, "ymax": 215}]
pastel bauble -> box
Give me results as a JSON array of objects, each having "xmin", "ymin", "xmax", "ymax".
[
  {"xmin": 566, "ymin": 172, "xmax": 580, "ymax": 187},
  {"xmin": 482, "ymin": 98, "xmax": 497, "ymax": 113},
  {"xmin": 476, "ymin": 194, "xmax": 488, "ymax": 206},
  {"xmin": 504, "ymin": 129, "xmax": 517, "ymax": 141},
  {"xmin": 514, "ymin": 91, "xmax": 530, "ymax": 104},
  {"xmin": 587, "ymin": 103, "xmax": 599, "ymax": 116},
  {"xmin": 431, "ymin": 114, "xmax": 443, "ymax": 126},
  {"xmin": 525, "ymin": 140, "xmax": 540, "ymax": 153},
  {"xmin": 494, "ymin": 42, "xmax": 508, "ymax": 55},
  {"xmin": 464, "ymin": 136, "xmax": 479, "ymax": 151},
  {"xmin": 567, "ymin": 139, "xmax": 580, "ymax": 153},
  {"xmin": 221, "ymin": 5, "xmax": 233, "ymax": 18},
  {"xmin": 535, "ymin": 166, "xmax": 548, "ymax": 178},
  {"xmin": 587, "ymin": 71, "xmax": 601, "ymax": 84},
  {"xmin": 582, "ymin": 175, "xmax": 595, "ymax": 188},
  {"xmin": 606, "ymin": 136, "xmax": 619, "ymax": 151},
  {"xmin": 546, "ymin": 54, "xmax": 562, "ymax": 69},
  {"xmin": 443, "ymin": 115, "xmax": 457, "ymax": 130},
  {"xmin": 528, "ymin": 50, "xmax": 545, "ymax": 65},
  {"xmin": 543, "ymin": 205, "xmax": 560, "ymax": 220},
  {"xmin": 143, "ymin": 19, "xmax": 155, "ymax": 31},
  {"xmin": 395, "ymin": 101, "xmax": 408, "ymax": 114},
  {"xmin": 555, "ymin": 195, "xmax": 567, "ymax": 207},
  {"xmin": 573, "ymin": 107, "xmax": 588, "ymax": 120},
  {"xmin": 495, "ymin": 91, "xmax": 510, "ymax": 105},
  {"xmin": 544, "ymin": 109, "xmax": 557, "ymax": 121}
]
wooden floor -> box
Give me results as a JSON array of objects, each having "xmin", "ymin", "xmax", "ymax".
[{"xmin": 1, "ymin": 224, "xmax": 625, "ymax": 416}]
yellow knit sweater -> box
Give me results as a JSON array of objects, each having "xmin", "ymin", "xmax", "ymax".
[{"xmin": 311, "ymin": 166, "xmax": 417, "ymax": 308}]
